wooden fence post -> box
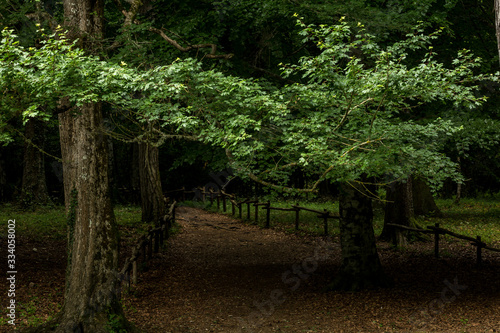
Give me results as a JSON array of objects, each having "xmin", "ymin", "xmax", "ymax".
[
  {"xmin": 132, "ymin": 261, "xmax": 137, "ymax": 284},
  {"xmin": 147, "ymin": 236, "xmax": 153, "ymax": 261},
  {"xmin": 476, "ymin": 235, "xmax": 482, "ymax": 267},
  {"xmin": 154, "ymin": 227, "xmax": 159, "ymax": 253},
  {"xmin": 217, "ymin": 194, "xmax": 220, "ymax": 210},
  {"xmin": 295, "ymin": 205, "xmax": 300, "ymax": 230},
  {"xmin": 323, "ymin": 209, "xmax": 329, "ymax": 235},
  {"xmin": 126, "ymin": 269, "xmax": 131, "ymax": 292},
  {"xmin": 222, "ymin": 193, "xmax": 227, "ymax": 212},
  {"xmin": 231, "ymin": 200, "xmax": 235, "ymax": 215},
  {"xmin": 182, "ymin": 186, "xmax": 186, "ymax": 202},
  {"xmin": 159, "ymin": 218, "xmax": 165, "ymax": 246},
  {"xmin": 246, "ymin": 201, "xmax": 251, "ymax": 220},
  {"xmin": 238, "ymin": 202, "xmax": 242, "ymax": 219},
  {"xmin": 265, "ymin": 201, "xmax": 270, "ymax": 228},
  {"xmin": 434, "ymin": 223, "xmax": 440, "ymax": 258},
  {"xmin": 254, "ymin": 202, "xmax": 259, "ymax": 223},
  {"xmin": 142, "ymin": 242, "xmax": 147, "ymax": 268}
]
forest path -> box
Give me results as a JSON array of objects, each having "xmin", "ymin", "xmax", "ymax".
[
  {"xmin": 123, "ymin": 206, "xmax": 340, "ymax": 332},
  {"xmin": 122, "ymin": 206, "xmax": 500, "ymax": 333}
]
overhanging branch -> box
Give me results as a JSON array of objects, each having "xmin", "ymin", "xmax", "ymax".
[{"xmin": 225, "ymin": 149, "xmax": 317, "ymax": 194}]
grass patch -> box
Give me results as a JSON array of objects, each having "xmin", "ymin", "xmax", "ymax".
[
  {"xmin": 420, "ymin": 198, "xmax": 500, "ymax": 245},
  {"xmin": 0, "ymin": 204, "xmax": 144, "ymax": 239},
  {"xmin": 0, "ymin": 203, "xmax": 66, "ymax": 239}
]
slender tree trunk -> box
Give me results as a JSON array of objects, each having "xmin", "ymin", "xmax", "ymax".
[
  {"xmin": 139, "ymin": 142, "xmax": 165, "ymax": 223},
  {"xmin": 495, "ymin": 0, "xmax": 500, "ymax": 64},
  {"xmin": 20, "ymin": 118, "xmax": 50, "ymax": 207},
  {"xmin": 131, "ymin": 143, "xmax": 141, "ymax": 204},
  {"xmin": 328, "ymin": 181, "xmax": 390, "ymax": 291}
]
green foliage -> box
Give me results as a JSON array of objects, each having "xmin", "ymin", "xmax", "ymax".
[
  {"xmin": 194, "ymin": 19, "xmax": 494, "ymax": 191},
  {"xmin": 1, "ymin": 18, "xmax": 496, "ymax": 192}
]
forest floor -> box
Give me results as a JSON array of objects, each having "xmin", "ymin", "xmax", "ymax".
[{"xmin": 1, "ymin": 206, "xmax": 500, "ymax": 332}]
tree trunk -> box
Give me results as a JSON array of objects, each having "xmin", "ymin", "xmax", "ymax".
[
  {"xmin": 27, "ymin": 0, "xmax": 134, "ymax": 331},
  {"xmin": 139, "ymin": 142, "xmax": 165, "ymax": 223},
  {"xmin": 412, "ymin": 176, "xmax": 442, "ymax": 217},
  {"xmin": 380, "ymin": 176, "xmax": 414, "ymax": 246},
  {"xmin": 495, "ymin": 0, "xmax": 500, "ymax": 65},
  {"xmin": 130, "ymin": 143, "xmax": 141, "ymax": 204},
  {"xmin": 51, "ymin": 104, "xmax": 131, "ymax": 332},
  {"xmin": 380, "ymin": 176, "xmax": 441, "ymax": 246},
  {"xmin": 20, "ymin": 118, "xmax": 50, "ymax": 207},
  {"xmin": 328, "ymin": 182, "xmax": 390, "ymax": 291}
]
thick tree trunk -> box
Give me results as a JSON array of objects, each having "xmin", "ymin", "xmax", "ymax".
[
  {"xmin": 27, "ymin": 0, "xmax": 134, "ymax": 331},
  {"xmin": 53, "ymin": 104, "xmax": 131, "ymax": 332},
  {"xmin": 130, "ymin": 143, "xmax": 141, "ymax": 204},
  {"xmin": 328, "ymin": 182, "xmax": 390, "ymax": 291},
  {"xmin": 139, "ymin": 142, "xmax": 165, "ymax": 223},
  {"xmin": 20, "ymin": 118, "xmax": 50, "ymax": 207}
]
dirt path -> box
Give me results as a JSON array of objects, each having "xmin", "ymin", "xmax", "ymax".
[
  {"xmin": 122, "ymin": 206, "xmax": 339, "ymax": 332},
  {"xmin": 123, "ymin": 207, "xmax": 500, "ymax": 333}
]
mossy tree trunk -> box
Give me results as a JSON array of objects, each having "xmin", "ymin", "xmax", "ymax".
[
  {"xmin": 328, "ymin": 181, "xmax": 390, "ymax": 291},
  {"xmin": 53, "ymin": 104, "xmax": 131, "ymax": 332},
  {"xmin": 27, "ymin": 0, "xmax": 134, "ymax": 331}
]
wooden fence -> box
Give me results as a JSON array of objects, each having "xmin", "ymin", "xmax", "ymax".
[
  {"xmin": 181, "ymin": 187, "xmax": 340, "ymax": 235},
  {"xmin": 165, "ymin": 186, "xmax": 500, "ymax": 267},
  {"xmin": 387, "ymin": 223, "xmax": 500, "ymax": 267},
  {"xmin": 119, "ymin": 200, "xmax": 176, "ymax": 289}
]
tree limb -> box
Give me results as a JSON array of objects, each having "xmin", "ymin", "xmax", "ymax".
[
  {"xmin": 109, "ymin": 0, "xmax": 233, "ymax": 59},
  {"xmin": 147, "ymin": 26, "xmax": 233, "ymax": 59},
  {"xmin": 225, "ymin": 149, "xmax": 316, "ymax": 194}
]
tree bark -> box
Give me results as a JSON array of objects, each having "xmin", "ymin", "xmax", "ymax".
[
  {"xmin": 20, "ymin": 118, "xmax": 50, "ymax": 207},
  {"xmin": 380, "ymin": 176, "xmax": 441, "ymax": 246},
  {"xmin": 380, "ymin": 177, "xmax": 414, "ymax": 247},
  {"xmin": 328, "ymin": 181, "xmax": 390, "ymax": 291},
  {"xmin": 27, "ymin": 0, "xmax": 134, "ymax": 331},
  {"xmin": 412, "ymin": 176, "xmax": 442, "ymax": 217},
  {"xmin": 53, "ymin": 104, "xmax": 131, "ymax": 332},
  {"xmin": 495, "ymin": 0, "xmax": 500, "ymax": 65},
  {"xmin": 138, "ymin": 142, "xmax": 165, "ymax": 223}
]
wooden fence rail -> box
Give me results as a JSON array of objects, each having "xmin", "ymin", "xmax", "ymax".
[
  {"xmin": 387, "ymin": 222, "xmax": 500, "ymax": 267},
  {"xmin": 120, "ymin": 200, "xmax": 176, "ymax": 290},
  {"xmin": 182, "ymin": 187, "xmax": 340, "ymax": 235}
]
